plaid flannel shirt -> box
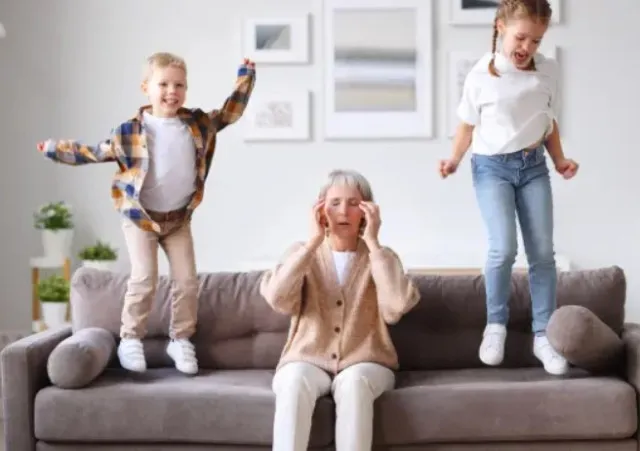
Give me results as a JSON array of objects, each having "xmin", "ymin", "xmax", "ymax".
[{"xmin": 39, "ymin": 63, "xmax": 256, "ymax": 233}]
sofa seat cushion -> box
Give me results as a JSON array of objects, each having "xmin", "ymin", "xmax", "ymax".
[
  {"xmin": 34, "ymin": 368, "xmax": 333, "ymax": 447},
  {"xmin": 372, "ymin": 367, "xmax": 637, "ymax": 445}
]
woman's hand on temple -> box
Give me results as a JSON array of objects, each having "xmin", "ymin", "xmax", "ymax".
[
  {"xmin": 307, "ymin": 199, "xmax": 326, "ymax": 250},
  {"xmin": 359, "ymin": 201, "xmax": 381, "ymax": 250}
]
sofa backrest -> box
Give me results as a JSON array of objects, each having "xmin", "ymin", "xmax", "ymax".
[{"xmin": 69, "ymin": 266, "xmax": 626, "ymax": 370}]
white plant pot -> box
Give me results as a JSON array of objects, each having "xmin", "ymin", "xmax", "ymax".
[
  {"xmin": 40, "ymin": 301, "xmax": 68, "ymax": 329},
  {"xmin": 41, "ymin": 229, "xmax": 73, "ymax": 260},
  {"xmin": 82, "ymin": 260, "xmax": 115, "ymax": 271}
]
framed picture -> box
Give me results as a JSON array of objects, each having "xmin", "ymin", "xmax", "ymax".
[
  {"xmin": 322, "ymin": 0, "xmax": 434, "ymax": 140},
  {"xmin": 243, "ymin": 90, "xmax": 311, "ymax": 141},
  {"xmin": 449, "ymin": 0, "xmax": 561, "ymax": 25},
  {"xmin": 242, "ymin": 16, "xmax": 310, "ymax": 64},
  {"xmin": 446, "ymin": 46, "xmax": 559, "ymax": 137}
]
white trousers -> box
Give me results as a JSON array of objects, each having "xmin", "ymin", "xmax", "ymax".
[{"xmin": 272, "ymin": 361, "xmax": 395, "ymax": 451}]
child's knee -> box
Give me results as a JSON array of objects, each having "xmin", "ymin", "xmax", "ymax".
[
  {"xmin": 126, "ymin": 272, "xmax": 157, "ymax": 296},
  {"xmin": 174, "ymin": 275, "xmax": 198, "ymax": 296},
  {"xmin": 488, "ymin": 246, "xmax": 517, "ymax": 266},
  {"xmin": 525, "ymin": 241, "xmax": 555, "ymax": 265}
]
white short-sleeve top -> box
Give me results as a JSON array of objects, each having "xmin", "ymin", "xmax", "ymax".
[{"xmin": 457, "ymin": 51, "xmax": 560, "ymax": 156}]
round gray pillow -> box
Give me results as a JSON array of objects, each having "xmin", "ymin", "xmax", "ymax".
[
  {"xmin": 547, "ymin": 305, "xmax": 623, "ymax": 373},
  {"xmin": 47, "ymin": 327, "xmax": 116, "ymax": 389}
]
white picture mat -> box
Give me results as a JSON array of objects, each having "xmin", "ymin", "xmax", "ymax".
[
  {"xmin": 449, "ymin": 0, "xmax": 561, "ymax": 25},
  {"xmin": 243, "ymin": 90, "xmax": 311, "ymax": 141},
  {"xmin": 446, "ymin": 46, "xmax": 558, "ymax": 138},
  {"xmin": 242, "ymin": 16, "xmax": 309, "ymax": 63},
  {"xmin": 322, "ymin": 0, "xmax": 434, "ymax": 140}
]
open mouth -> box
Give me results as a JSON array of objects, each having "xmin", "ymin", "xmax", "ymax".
[
  {"xmin": 337, "ymin": 221, "xmax": 350, "ymax": 226},
  {"xmin": 514, "ymin": 51, "xmax": 529, "ymax": 64},
  {"xmin": 163, "ymin": 99, "xmax": 179, "ymax": 107}
]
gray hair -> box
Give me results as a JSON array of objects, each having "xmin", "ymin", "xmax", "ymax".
[{"xmin": 318, "ymin": 169, "xmax": 374, "ymax": 202}]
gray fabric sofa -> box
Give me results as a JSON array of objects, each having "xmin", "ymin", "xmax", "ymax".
[{"xmin": 2, "ymin": 265, "xmax": 639, "ymax": 450}]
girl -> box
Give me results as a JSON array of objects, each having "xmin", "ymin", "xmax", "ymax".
[
  {"xmin": 439, "ymin": 0, "xmax": 578, "ymax": 376},
  {"xmin": 260, "ymin": 169, "xmax": 420, "ymax": 451}
]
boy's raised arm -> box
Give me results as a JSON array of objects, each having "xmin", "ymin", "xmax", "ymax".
[
  {"xmin": 209, "ymin": 58, "xmax": 256, "ymax": 131},
  {"xmin": 37, "ymin": 138, "xmax": 117, "ymax": 166}
]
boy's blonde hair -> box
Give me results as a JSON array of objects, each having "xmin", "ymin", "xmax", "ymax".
[
  {"xmin": 489, "ymin": 0, "xmax": 553, "ymax": 77},
  {"xmin": 143, "ymin": 52, "xmax": 188, "ymax": 83}
]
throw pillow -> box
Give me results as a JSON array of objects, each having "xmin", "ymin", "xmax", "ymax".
[
  {"xmin": 547, "ymin": 305, "xmax": 624, "ymax": 373},
  {"xmin": 47, "ymin": 327, "xmax": 115, "ymax": 388}
]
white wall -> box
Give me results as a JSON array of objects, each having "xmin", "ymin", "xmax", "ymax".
[{"xmin": 0, "ymin": 0, "xmax": 639, "ymax": 331}]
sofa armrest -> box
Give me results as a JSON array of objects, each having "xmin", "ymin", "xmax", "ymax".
[
  {"xmin": 622, "ymin": 322, "xmax": 640, "ymax": 389},
  {"xmin": 1, "ymin": 326, "xmax": 72, "ymax": 451}
]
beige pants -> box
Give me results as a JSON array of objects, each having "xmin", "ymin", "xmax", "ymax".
[
  {"xmin": 272, "ymin": 361, "xmax": 395, "ymax": 451},
  {"xmin": 120, "ymin": 217, "xmax": 198, "ymax": 340}
]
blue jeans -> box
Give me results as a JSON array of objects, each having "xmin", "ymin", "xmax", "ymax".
[{"xmin": 471, "ymin": 147, "xmax": 556, "ymax": 336}]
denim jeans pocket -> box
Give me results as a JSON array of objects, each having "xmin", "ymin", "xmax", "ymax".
[
  {"xmin": 471, "ymin": 153, "xmax": 498, "ymax": 175},
  {"xmin": 470, "ymin": 154, "xmax": 498, "ymax": 185},
  {"xmin": 470, "ymin": 154, "xmax": 479, "ymax": 179},
  {"xmin": 529, "ymin": 147, "xmax": 550, "ymax": 170},
  {"xmin": 528, "ymin": 146, "xmax": 546, "ymax": 164}
]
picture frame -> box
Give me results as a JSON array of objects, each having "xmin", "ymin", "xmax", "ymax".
[
  {"xmin": 449, "ymin": 0, "xmax": 561, "ymax": 26},
  {"xmin": 242, "ymin": 90, "xmax": 311, "ymax": 141},
  {"xmin": 446, "ymin": 46, "xmax": 559, "ymax": 138},
  {"xmin": 446, "ymin": 51, "xmax": 479, "ymax": 138},
  {"xmin": 242, "ymin": 15, "xmax": 310, "ymax": 64},
  {"xmin": 322, "ymin": 0, "xmax": 434, "ymax": 140}
]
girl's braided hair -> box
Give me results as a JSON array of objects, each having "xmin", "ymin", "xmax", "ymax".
[{"xmin": 488, "ymin": 0, "xmax": 553, "ymax": 77}]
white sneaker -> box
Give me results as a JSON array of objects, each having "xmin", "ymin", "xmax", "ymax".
[
  {"xmin": 534, "ymin": 335, "xmax": 569, "ymax": 375},
  {"xmin": 117, "ymin": 338, "xmax": 147, "ymax": 372},
  {"xmin": 479, "ymin": 324, "xmax": 507, "ymax": 366},
  {"xmin": 167, "ymin": 339, "xmax": 198, "ymax": 375}
]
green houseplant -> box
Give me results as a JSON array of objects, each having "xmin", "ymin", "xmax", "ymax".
[
  {"xmin": 37, "ymin": 275, "xmax": 70, "ymax": 329},
  {"xmin": 34, "ymin": 202, "xmax": 74, "ymax": 260},
  {"xmin": 78, "ymin": 241, "xmax": 118, "ymax": 271}
]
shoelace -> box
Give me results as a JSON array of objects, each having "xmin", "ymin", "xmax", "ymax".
[
  {"xmin": 483, "ymin": 332, "xmax": 504, "ymax": 348},
  {"xmin": 174, "ymin": 340, "xmax": 196, "ymax": 358},
  {"xmin": 537, "ymin": 342, "xmax": 562, "ymax": 360},
  {"xmin": 121, "ymin": 341, "xmax": 143, "ymax": 357}
]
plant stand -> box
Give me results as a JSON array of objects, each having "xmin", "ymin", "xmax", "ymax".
[{"xmin": 30, "ymin": 256, "xmax": 71, "ymax": 333}]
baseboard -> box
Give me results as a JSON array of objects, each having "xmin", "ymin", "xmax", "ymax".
[{"xmin": 0, "ymin": 329, "xmax": 35, "ymax": 420}]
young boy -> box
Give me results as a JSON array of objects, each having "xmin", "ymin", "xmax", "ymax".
[{"xmin": 37, "ymin": 52, "xmax": 256, "ymax": 375}]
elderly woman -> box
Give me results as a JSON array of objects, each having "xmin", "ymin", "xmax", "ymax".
[{"xmin": 260, "ymin": 169, "xmax": 420, "ymax": 451}]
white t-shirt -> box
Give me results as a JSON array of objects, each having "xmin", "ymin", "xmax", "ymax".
[
  {"xmin": 332, "ymin": 251, "xmax": 355, "ymax": 286},
  {"xmin": 457, "ymin": 51, "xmax": 560, "ymax": 156},
  {"xmin": 139, "ymin": 111, "xmax": 197, "ymax": 212}
]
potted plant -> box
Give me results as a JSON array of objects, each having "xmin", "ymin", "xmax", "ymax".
[
  {"xmin": 78, "ymin": 241, "xmax": 118, "ymax": 271},
  {"xmin": 37, "ymin": 275, "xmax": 69, "ymax": 329},
  {"xmin": 34, "ymin": 201, "xmax": 74, "ymax": 259}
]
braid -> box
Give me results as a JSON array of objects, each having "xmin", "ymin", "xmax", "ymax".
[
  {"xmin": 488, "ymin": 16, "xmax": 500, "ymax": 77},
  {"xmin": 488, "ymin": 0, "xmax": 552, "ymax": 76}
]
